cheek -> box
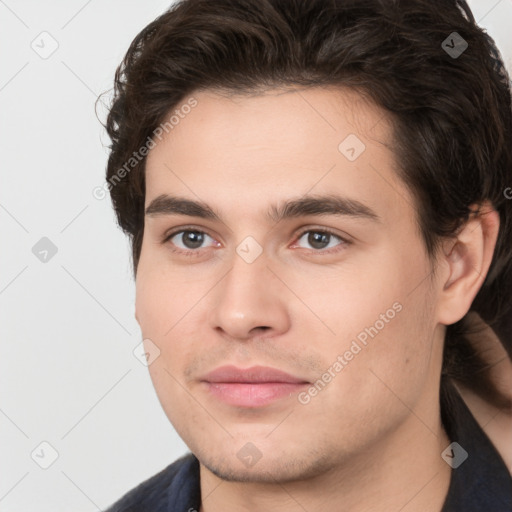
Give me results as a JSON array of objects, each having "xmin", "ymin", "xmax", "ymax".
[
  {"xmin": 135, "ymin": 273, "xmax": 165, "ymax": 337},
  {"xmin": 135, "ymin": 252, "xmax": 200, "ymax": 337},
  {"xmin": 135, "ymin": 268, "xmax": 201, "ymax": 422},
  {"xmin": 135, "ymin": 259, "xmax": 209, "ymax": 380},
  {"xmin": 293, "ymin": 296, "xmax": 435, "ymax": 450},
  {"xmin": 291, "ymin": 249, "xmax": 436, "ymax": 397}
]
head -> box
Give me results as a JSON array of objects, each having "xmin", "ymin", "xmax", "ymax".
[{"xmin": 102, "ymin": 0, "xmax": 512, "ymax": 482}]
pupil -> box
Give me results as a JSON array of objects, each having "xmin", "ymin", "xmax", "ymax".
[
  {"xmin": 183, "ymin": 231, "xmax": 204, "ymax": 249},
  {"xmin": 308, "ymin": 231, "xmax": 330, "ymax": 249}
]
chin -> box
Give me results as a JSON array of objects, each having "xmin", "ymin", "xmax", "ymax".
[{"xmin": 197, "ymin": 447, "xmax": 335, "ymax": 484}]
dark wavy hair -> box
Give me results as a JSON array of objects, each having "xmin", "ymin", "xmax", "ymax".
[{"xmin": 101, "ymin": 0, "xmax": 512, "ymax": 409}]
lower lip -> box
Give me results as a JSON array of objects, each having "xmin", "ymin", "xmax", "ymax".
[{"xmin": 204, "ymin": 382, "xmax": 308, "ymax": 407}]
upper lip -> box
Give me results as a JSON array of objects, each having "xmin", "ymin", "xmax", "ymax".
[{"xmin": 202, "ymin": 365, "xmax": 309, "ymax": 384}]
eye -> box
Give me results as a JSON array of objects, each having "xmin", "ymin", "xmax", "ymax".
[
  {"xmin": 162, "ymin": 227, "xmax": 349, "ymax": 257},
  {"xmin": 166, "ymin": 229, "xmax": 218, "ymax": 252},
  {"xmin": 293, "ymin": 229, "xmax": 348, "ymax": 252}
]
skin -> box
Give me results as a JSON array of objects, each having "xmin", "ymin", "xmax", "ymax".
[{"xmin": 135, "ymin": 86, "xmax": 500, "ymax": 512}]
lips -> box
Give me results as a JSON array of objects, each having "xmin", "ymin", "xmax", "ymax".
[
  {"xmin": 203, "ymin": 365, "xmax": 308, "ymax": 384},
  {"xmin": 201, "ymin": 365, "xmax": 309, "ymax": 407}
]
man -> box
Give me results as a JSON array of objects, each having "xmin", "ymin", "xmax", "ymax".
[{"xmin": 101, "ymin": 0, "xmax": 512, "ymax": 510}]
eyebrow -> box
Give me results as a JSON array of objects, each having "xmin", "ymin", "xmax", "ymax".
[{"xmin": 145, "ymin": 194, "xmax": 380, "ymax": 223}]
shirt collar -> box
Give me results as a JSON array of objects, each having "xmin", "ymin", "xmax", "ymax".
[{"xmin": 440, "ymin": 378, "xmax": 512, "ymax": 511}]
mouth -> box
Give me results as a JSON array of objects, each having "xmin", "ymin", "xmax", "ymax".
[{"xmin": 200, "ymin": 365, "xmax": 310, "ymax": 408}]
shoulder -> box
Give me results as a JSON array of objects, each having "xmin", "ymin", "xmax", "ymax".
[
  {"xmin": 456, "ymin": 382, "xmax": 512, "ymax": 474},
  {"xmin": 103, "ymin": 453, "xmax": 199, "ymax": 512},
  {"xmin": 441, "ymin": 380, "xmax": 512, "ymax": 510}
]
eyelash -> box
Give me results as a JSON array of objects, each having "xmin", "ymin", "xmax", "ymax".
[{"xmin": 162, "ymin": 226, "xmax": 351, "ymax": 258}]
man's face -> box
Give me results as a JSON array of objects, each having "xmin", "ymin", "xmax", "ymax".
[{"xmin": 136, "ymin": 87, "xmax": 444, "ymax": 482}]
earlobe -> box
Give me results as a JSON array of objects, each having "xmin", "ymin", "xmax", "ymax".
[{"xmin": 437, "ymin": 203, "xmax": 500, "ymax": 325}]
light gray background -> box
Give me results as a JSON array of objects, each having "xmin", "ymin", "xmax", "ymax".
[{"xmin": 1, "ymin": 1, "xmax": 511, "ymax": 510}]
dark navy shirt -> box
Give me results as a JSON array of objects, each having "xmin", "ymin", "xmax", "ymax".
[{"xmin": 104, "ymin": 382, "xmax": 512, "ymax": 511}]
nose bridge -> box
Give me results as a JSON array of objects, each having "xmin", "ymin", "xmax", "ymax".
[{"xmin": 208, "ymin": 242, "xmax": 290, "ymax": 339}]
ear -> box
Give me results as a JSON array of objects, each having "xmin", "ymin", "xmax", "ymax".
[{"xmin": 436, "ymin": 202, "xmax": 500, "ymax": 325}]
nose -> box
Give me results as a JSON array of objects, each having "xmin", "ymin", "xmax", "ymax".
[{"xmin": 208, "ymin": 249, "xmax": 291, "ymax": 341}]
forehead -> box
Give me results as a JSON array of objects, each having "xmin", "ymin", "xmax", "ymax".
[{"xmin": 144, "ymin": 86, "xmax": 413, "ymax": 224}]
